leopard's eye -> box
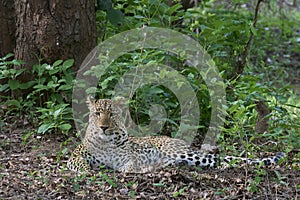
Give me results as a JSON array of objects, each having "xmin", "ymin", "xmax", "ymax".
[{"xmin": 95, "ymin": 112, "xmax": 100, "ymax": 116}]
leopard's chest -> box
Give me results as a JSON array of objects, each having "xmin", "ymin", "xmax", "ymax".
[{"xmin": 84, "ymin": 143, "xmax": 133, "ymax": 170}]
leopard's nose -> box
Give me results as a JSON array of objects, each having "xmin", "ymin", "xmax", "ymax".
[{"xmin": 100, "ymin": 126, "xmax": 108, "ymax": 132}]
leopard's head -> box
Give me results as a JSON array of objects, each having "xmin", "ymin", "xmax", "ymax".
[{"xmin": 86, "ymin": 96, "xmax": 127, "ymax": 143}]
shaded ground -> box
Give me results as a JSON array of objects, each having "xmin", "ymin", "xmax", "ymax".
[{"xmin": 0, "ymin": 119, "xmax": 299, "ymax": 199}]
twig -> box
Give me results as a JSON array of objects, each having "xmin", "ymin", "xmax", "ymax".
[{"xmin": 232, "ymin": 0, "xmax": 264, "ymax": 80}]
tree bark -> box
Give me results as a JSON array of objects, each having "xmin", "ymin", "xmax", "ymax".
[
  {"xmin": 0, "ymin": 0, "xmax": 16, "ymax": 57},
  {"xmin": 0, "ymin": 0, "xmax": 16, "ymax": 93},
  {"xmin": 14, "ymin": 0, "xmax": 97, "ymax": 83}
]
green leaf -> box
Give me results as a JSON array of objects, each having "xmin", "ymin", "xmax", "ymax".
[
  {"xmin": 167, "ymin": 4, "xmax": 182, "ymax": 15},
  {"xmin": 107, "ymin": 9, "xmax": 124, "ymax": 26},
  {"xmin": 54, "ymin": 108, "xmax": 63, "ymax": 118},
  {"xmin": 7, "ymin": 99, "xmax": 21, "ymax": 108},
  {"xmin": 101, "ymin": 173, "xmax": 117, "ymax": 187},
  {"xmin": 11, "ymin": 60, "xmax": 25, "ymax": 66},
  {"xmin": 47, "ymin": 81, "xmax": 59, "ymax": 88},
  {"xmin": 159, "ymin": 69, "xmax": 167, "ymax": 79},
  {"xmin": 86, "ymin": 87, "xmax": 98, "ymax": 94},
  {"xmin": 61, "ymin": 147, "xmax": 68, "ymax": 154},
  {"xmin": 58, "ymin": 85, "xmax": 72, "ymax": 91},
  {"xmin": 129, "ymin": 191, "xmax": 135, "ymax": 198},
  {"xmin": 100, "ymin": 75, "xmax": 117, "ymax": 89},
  {"xmin": 0, "ymin": 69, "xmax": 10, "ymax": 77},
  {"xmin": 0, "ymin": 84, "xmax": 9, "ymax": 92},
  {"xmin": 1, "ymin": 53, "xmax": 14, "ymax": 61},
  {"xmin": 48, "ymin": 68, "xmax": 60, "ymax": 75},
  {"xmin": 249, "ymin": 23, "xmax": 257, "ymax": 36},
  {"xmin": 15, "ymin": 68, "xmax": 26, "ymax": 77},
  {"xmin": 62, "ymin": 59, "xmax": 74, "ymax": 70},
  {"xmin": 19, "ymin": 81, "xmax": 35, "ymax": 89},
  {"xmin": 177, "ymin": 81, "xmax": 184, "ymax": 88},
  {"xmin": 53, "ymin": 60, "xmax": 63, "ymax": 67},
  {"xmin": 150, "ymin": 88, "xmax": 164, "ymax": 94},
  {"xmin": 134, "ymin": 15, "xmax": 145, "ymax": 19},
  {"xmin": 33, "ymin": 84, "xmax": 48, "ymax": 91},
  {"xmin": 38, "ymin": 123, "xmax": 55, "ymax": 134},
  {"xmin": 8, "ymin": 79, "xmax": 19, "ymax": 90},
  {"xmin": 59, "ymin": 124, "xmax": 72, "ymax": 131}
]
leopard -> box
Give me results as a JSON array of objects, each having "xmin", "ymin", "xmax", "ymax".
[{"xmin": 67, "ymin": 97, "xmax": 285, "ymax": 173}]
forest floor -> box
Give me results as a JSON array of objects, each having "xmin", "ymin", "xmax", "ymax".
[{"xmin": 0, "ymin": 119, "xmax": 299, "ymax": 200}]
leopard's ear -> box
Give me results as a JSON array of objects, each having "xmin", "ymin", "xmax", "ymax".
[{"xmin": 86, "ymin": 94, "xmax": 96, "ymax": 109}]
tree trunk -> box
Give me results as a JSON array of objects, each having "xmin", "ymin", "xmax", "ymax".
[
  {"xmin": 14, "ymin": 0, "xmax": 97, "ymax": 83},
  {"xmin": 0, "ymin": 0, "xmax": 16, "ymax": 58},
  {"xmin": 0, "ymin": 0, "xmax": 16, "ymax": 94}
]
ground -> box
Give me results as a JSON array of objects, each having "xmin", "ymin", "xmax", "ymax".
[{"xmin": 0, "ymin": 119, "xmax": 299, "ymax": 199}]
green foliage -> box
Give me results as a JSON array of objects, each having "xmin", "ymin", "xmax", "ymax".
[
  {"xmin": 88, "ymin": 48, "xmax": 210, "ymax": 137},
  {"xmin": 96, "ymin": 0, "xmax": 185, "ymax": 39},
  {"xmin": 100, "ymin": 172, "xmax": 117, "ymax": 187},
  {"xmin": 29, "ymin": 59, "xmax": 74, "ymax": 105},
  {"xmin": 92, "ymin": 0, "xmax": 300, "ymax": 152},
  {"xmin": 0, "ymin": 55, "xmax": 74, "ymax": 135},
  {"xmin": 29, "ymin": 59, "xmax": 75, "ymax": 135},
  {"xmin": 0, "ymin": 53, "xmax": 29, "ymax": 94},
  {"xmin": 37, "ymin": 102, "xmax": 72, "ymax": 134},
  {"xmin": 220, "ymin": 71, "xmax": 300, "ymax": 152},
  {"xmin": 173, "ymin": 186, "xmax": 188, "ymax": 197},
  {"xmin": 247, "ymin": 167, "xmax": 266, "ymax": 193}
]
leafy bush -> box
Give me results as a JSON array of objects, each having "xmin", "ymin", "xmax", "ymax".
[
  {"xmin": 92, "ymin": 0, "xmax": 300, "ymax": 151},
  {"xmin": 0, "ymin": 56, "xmax": 74, "ymax": 135}
]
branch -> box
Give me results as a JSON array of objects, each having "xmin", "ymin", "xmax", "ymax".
[{"xmin": 232, "ymin": 0, "xmax": 263, "ymax": 79}]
